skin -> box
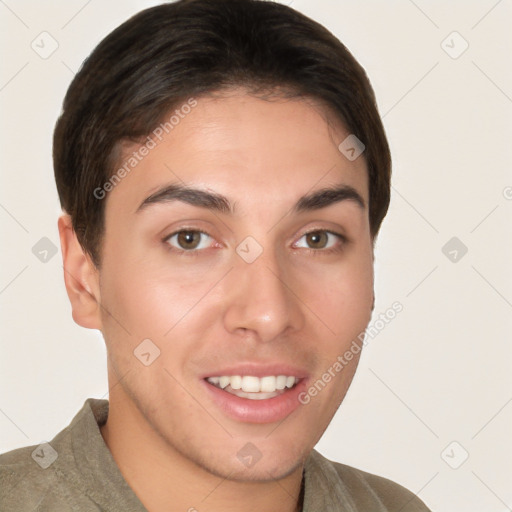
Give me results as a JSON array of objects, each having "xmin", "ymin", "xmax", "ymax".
[{"xmin": 58, "ymin": 89, "xmax": 374, "ymax": 512}]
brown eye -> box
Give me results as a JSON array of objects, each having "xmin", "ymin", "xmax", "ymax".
[
  {"xmin": 305, "ymin": 231, "xmax": 329, "ymax": 249},
  {"xmin": 177, "ymin": 231, "xmax": 201, "ymax": 249},
  {"xmin": 294, "ymin": 230, "xmax": 345, "ymax": 252},
  {"xmin": 165, "ymin": 230, "xmax": 212, "ymax": 251}
]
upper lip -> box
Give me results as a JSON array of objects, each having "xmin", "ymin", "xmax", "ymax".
[{"xmin": 201, "ymin": 362, "xmax": 309, "ymax": 379}]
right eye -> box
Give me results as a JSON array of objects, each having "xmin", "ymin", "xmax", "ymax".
[{"xmin": 164, "ymin": 230, "xmax": 215, "ymax": 252}]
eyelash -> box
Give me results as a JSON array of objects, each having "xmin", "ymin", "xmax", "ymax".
[
  {"xmin": 163, "ymin": 229, "xmax": 212, "ymax": 258},
  {"xmin": 299, "ymin": 230, "xmax": 347, "ymax": 256},
  {"xmin": 162, "ymin": 228, "xmax": 347, "ymax": 256}
]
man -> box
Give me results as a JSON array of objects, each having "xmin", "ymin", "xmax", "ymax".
[{"xmin": 0, "ymin": 0, "xmax": 431, "ymax": 510}]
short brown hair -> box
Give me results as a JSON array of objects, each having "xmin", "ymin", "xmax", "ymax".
[{"xmin": 53, "ymin": 0, "xmax": 391, "ymax": 267}]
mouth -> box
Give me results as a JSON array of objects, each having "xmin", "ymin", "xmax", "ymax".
[
  {"xmin": 205, "ymin": 375, "xmax": 300, "ymax": 400},
  {"xmin": 201, "ymin": 369, "xmax": 308, "ymax": 424}
]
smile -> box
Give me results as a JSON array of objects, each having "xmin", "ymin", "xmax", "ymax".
[{"xmin": 206, "ymin": 375, "xmax": 300, "ymax": 400}]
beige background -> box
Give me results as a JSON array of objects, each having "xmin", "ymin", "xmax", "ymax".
[{"xmin": 1, "ymin": 1, "xmax": 511, "ymax": 510}]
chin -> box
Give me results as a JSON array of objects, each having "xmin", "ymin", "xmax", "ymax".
[
  {"xmin": 205, "ymin": 440, "xmax": 309, "ymax": 482},
  {"xmin": 211, "ymin": 456, "xmax": 303, "ymax": 483}
]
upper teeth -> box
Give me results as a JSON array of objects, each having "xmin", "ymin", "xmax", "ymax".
[{"xmin": 207, "ymin": 375, "xmax": 298, "ymax": 393}]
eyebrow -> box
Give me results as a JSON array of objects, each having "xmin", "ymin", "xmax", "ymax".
[
  {"xmin": 136, "ymin": 183, "xmax": 365, "ymax": 214},
  {"xmin": 294, "ymin": 185, "xmax": 365, "ymax": 212}
]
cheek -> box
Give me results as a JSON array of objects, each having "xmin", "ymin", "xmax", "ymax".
[
  {"xmin": 297, "ymin": 256, "xmax": 372, "ymax": 418},
  {"xmin": 298, "ymin": 253, "xmax": 374, "ymax": 338},
  {"xmin": 99, "ymin": 248, "xmax": 223, "ymax": 343}
]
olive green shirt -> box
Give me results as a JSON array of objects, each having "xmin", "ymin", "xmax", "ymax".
[{"xmin": 0, "ymin": 399, "xmax": 431, "ymax": 511}]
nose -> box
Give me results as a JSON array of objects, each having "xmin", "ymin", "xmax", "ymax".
[{"xmin": 222, "ymin": 245, "xmax": 305, "ymax": 343}]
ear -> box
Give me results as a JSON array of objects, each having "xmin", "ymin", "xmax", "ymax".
[{"xmin": 58, "ymin": 213, "xmax": 102, "ymax": 330}]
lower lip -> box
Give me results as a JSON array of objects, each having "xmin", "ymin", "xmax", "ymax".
[{"xmin": 202, "ymin": 378, "xmax": 308, "ymax": 424}]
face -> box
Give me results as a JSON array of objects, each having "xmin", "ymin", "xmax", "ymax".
[{"xmin": 95, "ymin": 90, "xmax": 374, "ymax": 481}]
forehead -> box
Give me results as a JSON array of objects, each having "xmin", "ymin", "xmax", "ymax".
[{"xmin": 106, "ymin": 91, "xmax": 369, "ymax": 214}]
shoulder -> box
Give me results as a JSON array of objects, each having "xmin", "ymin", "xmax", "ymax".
[
  {"xmin": 0, "ymin": 443, "xmax": 64, "ymax": 511},
  {"xmin": 0, "ymin": 399, "xmax": 108, "ymax": 511},
  {"xmin": 308, "ymin": 450, "xmax": 432, "ymax": 511}
]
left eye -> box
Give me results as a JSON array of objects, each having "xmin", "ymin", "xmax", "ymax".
[
  {"xmin": 294, "ymin": 230, "xmax": 343, "ymax": 250},
  {"xmin": 165, "ymin": 230, "xmax": 213, "ymax": 251}
]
